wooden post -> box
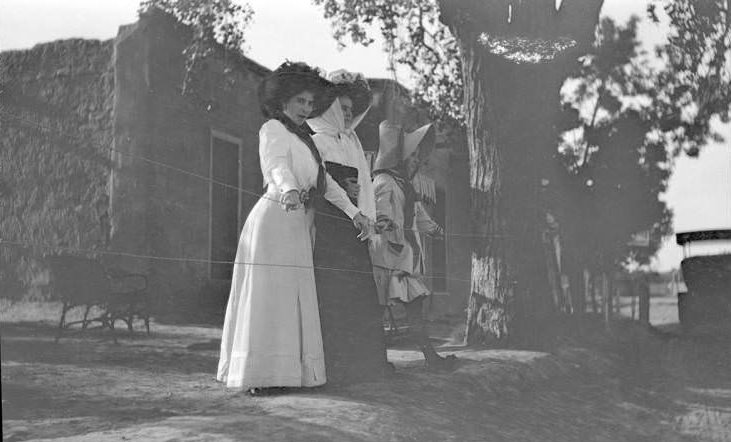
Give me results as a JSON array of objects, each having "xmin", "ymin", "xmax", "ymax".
[
  {"xmin": 591, "ymin": 274, "xmax": 601, "ymax": 313},
  {"xmin": 630, "ymin": 280, "xmax": 637, "ymax": 320},
  {"xmin": 638, "ymin": 276, "xmax": 650, "ymax": 325},
  {"xmin": 603, "ymin": 273, "xmax": 611, "ymax": 325},
  {"xmin": 571, "ymin": 269, "xmax": 585, "ymax": 314},
  {"xmin": 561, "ymin": 274, "xmax": 574, "ymax": 315},
  {"xmin": 583, "ymin": 268, "xmax": 591, "ymax": 314}
]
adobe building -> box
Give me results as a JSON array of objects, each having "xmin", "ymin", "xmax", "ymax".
[
  {"xmin": 0, "ymin": 10, "xmax": 270, "ymax": 313},
  {"xmin": 0, "ymin": 9, "xmax": 471, "ymax": 320}
]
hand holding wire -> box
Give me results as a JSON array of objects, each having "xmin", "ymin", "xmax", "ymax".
[
  {"xmin": 280, "ymin": 190, "xmax": 301, "ymax": 212},
  {"xmin": 352, "ymin": 212, "xmax": 372, "ymax": 242}
]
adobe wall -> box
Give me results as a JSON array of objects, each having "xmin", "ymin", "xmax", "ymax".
[{"xmin": 0, "ymin": 39, "xmax": 114, "ymax": 297}]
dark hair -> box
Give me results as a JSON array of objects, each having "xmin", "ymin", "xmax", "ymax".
[
  {"xmin": 331, "ymin": 81, "xmax": 372, "ymax": 116},
  {"xmin": 258, "ymin": 61, "xmax": 330, "ymax": 119}
]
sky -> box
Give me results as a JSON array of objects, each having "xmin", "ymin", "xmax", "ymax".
[{"xmin": 1, "ymin": 0, "xmax": 729, "ymax": 271}]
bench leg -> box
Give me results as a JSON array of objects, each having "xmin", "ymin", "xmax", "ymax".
[
  {"xmin": 108, "ymin": 316, "xmax": 119, "ymax": 344},
  {"xmin": 55, "ymin": 302, "xmax": 71, "ymax": 343},
  {"xmin": 81, "ymin": 305, "xmax": 92, "ymax": 329}
]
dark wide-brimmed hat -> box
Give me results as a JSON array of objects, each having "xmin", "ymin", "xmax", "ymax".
[
  {"xmin": 258, "ymin": 61, "xmax": 332, "ymax": 118},
  {"xmin": 324, "ymin": 69, "xmax": 373, "ymax": 117}
]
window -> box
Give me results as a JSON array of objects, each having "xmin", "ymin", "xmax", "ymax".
[{"xmin": 209, "ymin": 131, "xmax": 241, "ymax": 280}]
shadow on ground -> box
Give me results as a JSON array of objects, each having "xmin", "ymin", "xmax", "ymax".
[{"xmin": 2, "ymin": 315, "xmax": 730, "ymax": 441}]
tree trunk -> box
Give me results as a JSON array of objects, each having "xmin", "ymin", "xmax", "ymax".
[
  {"xmin": 464, "ymin": 57, "xmax": 569, "ymax": 345},
  {"xmin": 439, "ymin": 0, "xmax": 604, "ymax": 345},
  {"xmin": 564, "ymin": 242, "xmax": 586, "ymax": 314},
  {"xmin": 585, "ymin": 268, "xmax": 594, "ymax": 313}
]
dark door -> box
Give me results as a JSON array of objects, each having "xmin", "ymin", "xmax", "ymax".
[{"xmin": 210, "ymin": 136, "xmax": 239, "ymax": 280}]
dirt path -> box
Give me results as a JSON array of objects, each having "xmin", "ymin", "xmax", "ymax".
[{"xmin": 2, "ymin": 312, "xmax": 730, "ymax": 441}]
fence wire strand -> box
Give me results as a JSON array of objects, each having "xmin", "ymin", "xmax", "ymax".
[{"xmin": 0, "ymin": 239, "xmax": 473, "ymax": 283}]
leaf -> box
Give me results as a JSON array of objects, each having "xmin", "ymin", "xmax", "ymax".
[{"xmin": 647, "ymin": 4, "xmax": 660, "ymax": 23}]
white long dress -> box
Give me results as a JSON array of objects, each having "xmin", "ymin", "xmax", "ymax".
[{"xmin": 217, "ymin": 119, "xmax": 359, "ymax": 389}]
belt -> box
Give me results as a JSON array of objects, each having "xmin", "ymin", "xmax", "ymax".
[{"xmin": 267, "ymin": 187, "xmax": 317, "ymax": 210}]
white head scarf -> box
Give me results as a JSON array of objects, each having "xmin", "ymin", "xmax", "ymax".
[{"xmin": 307, "ymin": 70, "xmax": 376, "ymax": 218}]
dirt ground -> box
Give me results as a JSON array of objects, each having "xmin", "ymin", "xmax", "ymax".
[{"xmin": 2, "ymin": 297, "xmax": 730, "ymax": 442}]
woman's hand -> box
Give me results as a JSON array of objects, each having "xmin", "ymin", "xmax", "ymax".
[
  {"xmin": 431, "ymin": 224, "xmax": 445, "ymax": 240},
  {"xmin": 374, "ymin": 216, "xmax": 394, "ymax": 233},
  {"xmin": 352, "ymin": 212, "xmax": 372, "ymax": 241},
  {"xmin": 394, "ymin": 270, "xmax": 410, "ymax": 281},
  {"xmin": 343, "ymin": 177, "xmax": 360, "ymax": 200},
  {"xmin": 280, "ymin": 190, "xmax": 300, "ymax": 212}
]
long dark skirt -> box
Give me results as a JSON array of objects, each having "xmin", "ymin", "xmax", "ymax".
[{"xmin": 313, "ymin": 197, "xmax": 388, "ymax": 385}]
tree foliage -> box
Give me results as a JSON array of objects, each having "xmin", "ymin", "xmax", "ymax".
[
  {"xmin": 316, "ymin": 0, "xmax": 730, "ymax": 155},
  {"xmin": 553, "ymin": 3, "xmax": 730, "ymax": 270},
  {"xmin": 649, "ymin": 0, "xmax": 731, "ymax": 156},
  {"xmin": 315, "ymin": 0, "xmax": 463, "ymax": 120},
  {"xmin": 557, "ymin": 17, "xmax": 677, "ymax": 269}
]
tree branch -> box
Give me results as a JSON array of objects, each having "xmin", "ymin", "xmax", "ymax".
[
  {"xmin": 557, "ymin": 0, "xmax": 605, "ymax": 47},
  {"xmin": 589, "ymin": 80, "xmax": 606, "ymax": 130},
  {"xmin": 416, "ymin": 5, "xmax": 441, "ymax": 80}
]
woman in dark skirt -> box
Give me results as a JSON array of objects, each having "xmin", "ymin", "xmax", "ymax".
[{"xmin": 308, "ymin": 70, "xmax": 390, "ymax": 384}]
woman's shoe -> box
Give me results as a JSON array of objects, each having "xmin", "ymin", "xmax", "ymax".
[
  {"xmin": 247, "ymin": 387, "xmax": 290, "ymax": 396},
  {"xmin": 420, "ymin": 344, "xmax": 458, "ymax": 372},
  {"xmin": 246, "ymin": 387, "xmax": 265, "ymax": 396}
]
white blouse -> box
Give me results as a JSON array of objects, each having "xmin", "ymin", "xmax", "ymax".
[{"xmin": 259, "ymin": 119, "xmax": 360, "ymax": 219}]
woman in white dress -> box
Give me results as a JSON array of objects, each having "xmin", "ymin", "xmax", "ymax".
[{"xmin": 217, "ymin": 62, "xmax": 371, "ymax": 395}]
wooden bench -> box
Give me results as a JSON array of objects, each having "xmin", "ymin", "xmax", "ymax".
[{"xmin": 45, "ymin": 254, "xmax": 151, "ymax": 342}]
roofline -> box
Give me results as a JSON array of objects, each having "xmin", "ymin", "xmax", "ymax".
[
  {"xmin": 367, "ymin": 78, "xmax": 411, "ymax": 93},
  {"xmin": 676, "ymin": 229, "xmax": 731, "ymax": 245}
]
